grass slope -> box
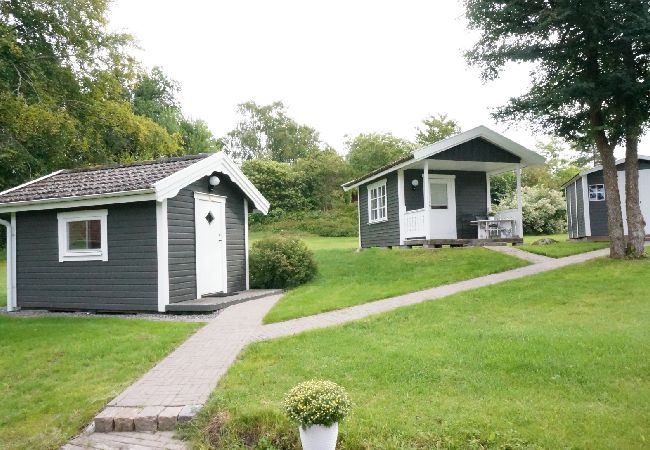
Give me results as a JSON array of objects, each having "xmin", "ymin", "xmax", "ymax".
[
  {"xmin": 188, "ymin": 257, "xmax": 650, "ymax": 450},
  {"xmin": 0, "ymin": 317, "xmax": 201, "ymax": 450},
  {"xmin": 521, "ymin": 234, "xmax": 609, "ymax": 258},
  {"xmin": 263, "ymin": 247, "xmax": 528, "ymax": 324},
  {"xmin": 250, "ymin": 231, "xmax": 357, "ymax": 251}
]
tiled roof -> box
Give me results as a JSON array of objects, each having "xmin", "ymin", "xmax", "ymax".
[{"xmin": 0, "ymin": 154, "xmax": 210, "ymax": 204}]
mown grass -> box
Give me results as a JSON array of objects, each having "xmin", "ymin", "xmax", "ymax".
[
  {"xmin": 250, "ymin": 231, "xmax": 357, "ymax": 251},
  {"xmin": 187, "ymin": 257, "xmax": 650, "ymax": 449},
  {"xmin": 521, "ymin": 234, "xmax": 609, "ymax": 258},
  {"xmin": 263, "ymin": 247, "xmax": 528, "ymax": 324},
  {"xmin": 0, "ymin": 317, "xmax": 202, "ymax": 450}
]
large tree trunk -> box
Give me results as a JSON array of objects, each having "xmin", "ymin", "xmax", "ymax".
[
  {"xmin": 624, "ymin": 135, "xmax": 647, "ymax": 257},
  {"xmin": 591, "ymin": 110, "xmax": 626, "ymax": 258}
]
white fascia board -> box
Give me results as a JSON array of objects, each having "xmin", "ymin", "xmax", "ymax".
[
  {"xmin": 154, "ymin": 152, "xmax": 270, "ymax": 214},
  {"xmin": 0, "ymin": 170, "xmax": 63, "ymax": 197},
  {"xmin": 573, "ymin": 155, "xmax": 650, "ymax": 181},
  {"xmin": 0, "ymin": 190, "xmax": 156, "ymax": 213},
  {"xmin": 343, "ymin": 125, "xmax": 545, "ymax": 191}
]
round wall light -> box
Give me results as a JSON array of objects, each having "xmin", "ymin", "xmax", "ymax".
[
  {"xmin": 208, "ymin": 175, "xmax": 220, "ymax": 191},
  {"xmin": 411, "ymin": 179, "xmax": 420, "ymax": 190}
]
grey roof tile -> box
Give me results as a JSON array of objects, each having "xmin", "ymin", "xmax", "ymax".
[{"xmin": 0, "ymin": 154, "xmax": 210, "ymax": 204}]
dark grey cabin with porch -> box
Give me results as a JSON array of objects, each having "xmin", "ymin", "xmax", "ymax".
[
  {"xmin": 344, "ymin": 126, "xmax": 546, "ymax": 248},
  {"xmin": 0, "ymin": 153, "xmax": 269, "ymax": 313},
  {"xmin": 563, "ymin": 156, "xmax": 650, "ymax": 239}
]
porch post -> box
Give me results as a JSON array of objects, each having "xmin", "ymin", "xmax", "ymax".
[
  {"xmin": 515, "ymin": 165, "xmax": 523, "ymax": 237},
  {"xmin": 486, "ymin": 173, "xmax": 491, "ymax": 211},
  {"xmin": 423, "ymin": 161, "xmax": 431, "ymax": 240},
  {"xmin": 0, "ymin": 215, "xmax": 16, "ymax": 311},
  {"xmin": 397, "ymin": 169, "xmax": 405, "ymax": 245}
]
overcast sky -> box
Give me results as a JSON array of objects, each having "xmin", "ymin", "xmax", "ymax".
[{"xmin": 108, "ymin": 0, "xmax": 631, "ymax": 157}]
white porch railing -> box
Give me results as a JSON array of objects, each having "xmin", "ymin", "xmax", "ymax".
[{"xmin": 403, "ymin": 209, "xmax": 427, "ymax": 239}]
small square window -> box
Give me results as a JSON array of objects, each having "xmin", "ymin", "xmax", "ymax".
[
  {"xmin": 589, "ymin": 184, "xmax": 605, "ymax": 201},
  {"xmin": 57, "ymin": 210, "xmax": 108, "ymax": 262}
]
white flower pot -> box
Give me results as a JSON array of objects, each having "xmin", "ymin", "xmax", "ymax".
[{"xmin": 299, "ymin": 423, "xmax": 338, "ymax": 450}]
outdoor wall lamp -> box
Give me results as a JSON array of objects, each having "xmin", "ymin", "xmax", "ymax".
[
  {"xmin": 411, "ymin": 179, "xmax": 419, "ymax": 190},
  {"xmin": 208, "ymin": 174, "xmax": 220, "ymax": 192}
]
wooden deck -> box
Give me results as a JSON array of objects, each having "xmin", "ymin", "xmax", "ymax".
[
  {"xmin": 402, "ymin": 238, "xmax": 523, "ymax": 248},
  {"xmin": 165, "ymin": 289, "xmax": 283, "ymax": 313}
]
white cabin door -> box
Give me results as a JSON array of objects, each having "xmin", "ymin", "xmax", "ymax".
[
  {"xmin": 640, "ymin": 170, "xmax": 650, "ymax": 234},
  {"xmin": 429, "ymin": 176, "xmax": 457, "ymax": 239},
  {"xmin": 195, "ymin": 193, "xmax": 227, "ymax": 297}
]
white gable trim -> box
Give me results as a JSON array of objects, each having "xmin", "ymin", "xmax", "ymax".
[
  {"xmin": 343, "ymin": 126, "xmax": 546, "ymax": 191},
  {"xmin": 0, "ymin": 170, "xmax": 63, "ymax": 197},
  {"xmin": 154, "ymin": 152, "xmax": 270, "ymax": 214}
]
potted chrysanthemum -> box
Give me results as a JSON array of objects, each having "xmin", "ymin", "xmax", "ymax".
[{"xmin": 284, "ymin": 380, "xmax": 352, "ymax": 450}]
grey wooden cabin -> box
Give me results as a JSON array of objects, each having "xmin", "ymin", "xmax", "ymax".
[
  {"xmin": 0, "ymin": 153, "xmax": 269, "ymax": 313},
  {"xmin": 342, "ymin": 126, "xmax": 546, "ymax": 248},
  {"xmin": 563, "ymin": 156, "xmax": 650, "ymax": 239}
]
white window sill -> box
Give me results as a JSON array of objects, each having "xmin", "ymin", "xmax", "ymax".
[
  {"xmin": 368, "ymin": 218, "xmax": 388, "ymax": 225},
  {"xmin": 59, "ymin": 251, "xmax": 107, "ymax": 262}
]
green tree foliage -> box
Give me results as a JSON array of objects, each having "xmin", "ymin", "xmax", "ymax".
[
  {"xmin": 295, "ymin": 149, "xmax": 351, "ymax": 210},
  {"xmin": 414, "ymin": 114, "xmax": 461, "ymax": 146},
  {"xmin": 131, "ymin": 67, "xmax": 221, "ymax": 154},
  {"xmin": 0, "ymin": 1, "xmax": 219, "ymax": 192},
  {"xmin": 241, "ymin": 159, "xmax": 310, "ymax": 213},
  {"xmin": 464, "ymin": 0, "xmax": 650, "ymax": 258},
  {"xmin": 490, "ymin": 139, "xmax": 586, "ymax": 205},
  {"xmin": 345, "ymin": 133, "xmax": 414, "ymax": 176},
  {"xmin": 224, "ymin": 101, "xmax": 324, "ymax": 162}
]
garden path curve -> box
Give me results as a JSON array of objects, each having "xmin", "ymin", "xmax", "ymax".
[{"xmin": 65, "ymin": 246, "xmax": 614, "ymax": 449}]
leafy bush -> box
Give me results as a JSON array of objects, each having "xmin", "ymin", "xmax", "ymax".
[
  {"xmin": 284, "ymin": 380, "xmax": 352, "ymax": 427},
  {"xmin": 250, "ymin": 204, "xmax": 358, "ymax": 237},
  {"xmin": 497, "ymin": 186, "xmax": 567, "ymax": 235},
  {"xmin": 249, "ymin": 237, "xmax": 317, "ymax": 289}
]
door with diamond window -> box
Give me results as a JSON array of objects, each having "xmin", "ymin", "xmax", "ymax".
[{"xmin": 194, "ymin": 193, "xmax": 227, "ymax": 296}]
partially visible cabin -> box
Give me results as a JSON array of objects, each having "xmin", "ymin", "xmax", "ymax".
[{"xmin": 562, "ymin": 156, "xmax": 650, "ymax": 239}]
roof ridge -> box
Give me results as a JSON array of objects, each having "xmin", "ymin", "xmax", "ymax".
[{"xmin": 60, "ymin": 153, "xmax": 212, "ymax": 174}]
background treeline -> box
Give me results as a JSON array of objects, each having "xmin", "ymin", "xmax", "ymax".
[{"xmin": 0, "ymin": 1, "xmax": 589, "ymax": 240}]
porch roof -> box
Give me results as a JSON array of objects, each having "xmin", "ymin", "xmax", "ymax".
[{"xmin": 342, "ymin": 125, "xmax": 545, "ymax": 191}]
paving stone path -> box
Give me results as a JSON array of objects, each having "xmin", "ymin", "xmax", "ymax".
[
  {"xmin": 483, "ymin": 244, "xmax": 554, "ymax": 264},
  {"xmin": 65, "ymin": 246, "xmax": 612, "ymax": 449}
]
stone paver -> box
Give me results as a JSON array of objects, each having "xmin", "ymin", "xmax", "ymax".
[
  {"xmin": 64, "ymin": 431, "xmax": 185, "ymax": 450},
  {"xmin": 484, "ymin": 244, "xmax": 554, "ymax": 264},
  {"xmin": 67, "ymin": 246, "xmax": 616, "ymax": 448}
]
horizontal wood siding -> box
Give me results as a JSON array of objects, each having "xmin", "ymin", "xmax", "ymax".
[
  {"xmin": 587, "ymin": 172, "xmax": 608, "ymax": 236},
  {"xmin": 430, "ymin": 138, "xmax": 521, "ymax": 163},
  {"xmin": 404, "ymin": 169, "xmax": 424, "ymax": 211},
  {"xmin": 431, "ymin": 170, "xmax": 488, "ymax": 239},
  {"xmin": 15, "ymin": 202, "xmax": 158, "ymax": 311},
  {"xmin": 576, "ymin": 179, "xmax": 586, "ymax": 237},
  {"xmin": 167, "ymin": 175, "xmax": 247, "ymax": 303},
  {"xmin": 582, "ymin": 161, "xmax": 650, "ymax": 237},
  {"xmin": 359, "ymin": 172, "xmax": 400, "ymax": 247}
]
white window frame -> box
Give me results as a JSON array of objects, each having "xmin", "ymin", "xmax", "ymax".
[
  {"xmin": 588, "ymin": 184, "xmax": 605, "ymax": 202},
  {"xmin": 367, "ymin": 179, "xmax": 388, "ymax": 224},
  {"xmin": 57, "ymin": 209, "xmax": 108, "ymax": 262}
]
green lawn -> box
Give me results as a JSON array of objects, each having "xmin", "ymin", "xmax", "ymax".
[
  {"xmin": 0, "ymin": 317, "xmax": 202, "ymax": 450},
  {"xmin": 250, "ymin": 231, "xmax": 357, "ymax": 251},
  {"xmin": 521, "ymin": 234, "xmax": 610, "ymax": 258},
  {"xmin": 187, "ymin": 257, "xmax": 650, "ymax": 449},
  {"xmin": 263, "ymin": 247, "xmax": 528, "ymax": 324}
]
